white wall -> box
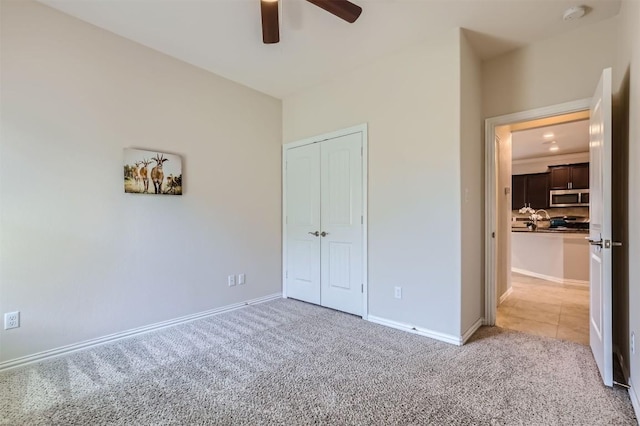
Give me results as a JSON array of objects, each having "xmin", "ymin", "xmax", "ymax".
[
  {"xmin": 483, "ymin": 17, "xmax": 618, "ymax": 118},
  {"xmin": 615, "ymin": 0, "xmax": 640, "ymax": 413},
  {"xmin": 459, "ymin": 30, "xmax": 484, "ymax": 333},
  {"xmin": 283, "ymin": 31, "xmax": 463, "ymax": 337},
  {"xmin": 0, "ymin": 1, "xmax": 282, "ymax": 363}
]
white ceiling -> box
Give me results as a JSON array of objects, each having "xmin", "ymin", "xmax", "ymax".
[
  {"xmin": 511, "ymin": 119, "xmax": 589, "ymax": 160},
  {"xmin": 39, "ymin": 0, "xmax": 621, "ymax": 99}
]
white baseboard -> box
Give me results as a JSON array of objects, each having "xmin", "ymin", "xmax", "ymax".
[
  {"xmin": 462, "ymin": 318, "xmax": 484, "ymax": 344},
  {"xmin": 629, "ymin": 378, "xmax": 640, "ymax": 425},
  {"xmin": 499, "ymin": 287, "xmax": 513, "ymax": 305},
  {"xmin": 511, "ymin": 267, "xmax": 589, "ymax": 287},
  {"xmin": 368, "ymin": 315, "xmax": 464, "ymax": 346},
  {"xmin": 0, "ymin": 293, "xmax": 282, "ymax": 372}
]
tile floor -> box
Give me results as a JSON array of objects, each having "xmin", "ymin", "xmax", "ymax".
[{"xmin": 496, "ymin": 272, "xmax": 589, "ymax": 345}]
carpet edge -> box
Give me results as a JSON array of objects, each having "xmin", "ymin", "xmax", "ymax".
[{"xmin": 0, "ymin": 292, "xmax": 282, "ymax": 372}]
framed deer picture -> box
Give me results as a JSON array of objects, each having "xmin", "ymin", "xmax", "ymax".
[{"xmin": 123, "ymin": 148, "xmax": 182, "ymax": 195}]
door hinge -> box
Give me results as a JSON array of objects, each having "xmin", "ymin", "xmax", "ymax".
[
  {"xmin": 361, "ymin": 147, "xmax": 363, "ymax": 156},
  {"xmin": 361, "ymin": 283, "xmax": 364, "ymax": 293},
  {"xmin": 492, "ymin": 232, "xmax": 495, "ymax": 238},
  {"xmin": 286, "ymin": 270, "xmax": 288, "ymax": 279},
  {"xmin": 361, "ymin": 216, "xmax": 363, "ymax": 224}
]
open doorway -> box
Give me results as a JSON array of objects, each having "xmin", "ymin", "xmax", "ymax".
[
  {"xmin": 486, "ymin": 70, "xmax": 616, "ymax": 387},
  {"xmin": 484, "ymin": 99, "xmax": 592, "ymax": 338},
  {"xmin": 496, "ymin": 117, "xmax": 591, "ymax": 344}
]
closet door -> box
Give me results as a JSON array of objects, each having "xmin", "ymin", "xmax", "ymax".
[
  {"xmin": 285, "ymin": 143, "xmax": 321, "ymax": 305},
  {"xmin": 320, "ymin": 133, "xmax": 363, "ymax": 316}
]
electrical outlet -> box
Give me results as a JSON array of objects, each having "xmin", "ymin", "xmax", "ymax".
[
  {"xmin": 228, "ymin": 275, "xmax": 236, "ymax": 287},
  {"xmin": 4, "ymin": 312, "xmax": 20, "ymax": 330},
  {"xmin": 394, "ymin": 286, "xmax": 402, "ymax": 299},
  {"xmin": 632, "ymin": 332, "xmax": 636, "ymax": 355},
  {"xmin": 238, "ymin": 273, "xmax": 246, "ymax": 285}
]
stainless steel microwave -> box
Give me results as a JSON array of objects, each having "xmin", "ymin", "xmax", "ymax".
[{"xmin": 549, "ymin": 189, "xmax": 590, "ymax": 207}]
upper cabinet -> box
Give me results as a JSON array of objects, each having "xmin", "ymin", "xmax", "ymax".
[
  {"xmin": 526, "ymin": 173, "xmax": 550, "ymax": 208},
  {"xmin": 549, "ymin": 163, "xmax": 590, "ymax": 190},
  {"xmin": 512, "ymin": 172, "xmax": 549, "ymax": 210},
  {"xmin": 512, "ymin": 175, "xmax": 527, "ymax": 210},
  {"xmin": 569, "ymin": 163, "xmax": 590, "ymax": 189}
]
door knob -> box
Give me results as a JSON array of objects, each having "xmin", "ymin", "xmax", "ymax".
[
  {"xmin": 308, "ymin": 231, "xmax": 320, "ymax": 237},
  {"xmin": 320, "ymin": 231, "xmax": 329, "ymax": 237}
]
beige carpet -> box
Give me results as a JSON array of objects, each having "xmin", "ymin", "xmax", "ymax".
[{"xmin": 0, "ymin": 298, "xmax": 636, "ymax": 425}]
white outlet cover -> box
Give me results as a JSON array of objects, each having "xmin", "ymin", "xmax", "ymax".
[
  {"xmin": 394, "ymin": 287, "xmax": 402, "ymax": 299},
  {"xmin": 4, "ymin": 311, "xmax": 20, "ymax": 330},
  {"xmin": 228, "ymin": 275, "xmax": 236, "ymax": 286},
  {"xmin": 238, "ymin": 274, "xmax": 246, "ymax": 285}
]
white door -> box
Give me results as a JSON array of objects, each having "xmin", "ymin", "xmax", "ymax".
[
  {"xmin": 588, "ymin": 67, "xmax": 613, "ymax": 387},
  {"xmin": 284, "ymin": 131, "xmax": 364, "ymax": 316},
  {"xmin": 285, "ymin": 143, "xmax": 321, "ymax": 305},
  {"xmin": 320, "ymin": 133, "xmax": 363, "ymax": 316}
]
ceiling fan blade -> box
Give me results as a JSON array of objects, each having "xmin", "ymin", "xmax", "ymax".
[
  {"xmin": 261, "ymin": 0, "xmax": 280, "ymax": 44},
  {"xmin": 306, "ymin": 0, "xmax": 362, "ymax": 23}
]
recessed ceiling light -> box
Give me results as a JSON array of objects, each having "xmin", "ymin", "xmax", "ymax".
[
  {"xmin": 543, "ymin": 132, "xmax": 554, "ymax": 139},
  {"xmin": 549, "ymin": 146, "xmax": 559, "ymax": 152}
]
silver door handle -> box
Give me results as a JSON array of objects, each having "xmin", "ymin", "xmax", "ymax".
[
  {"xmin": 320, "ymin": 231, "xmax": 329, "ymax": 237},
  {"xmin": 586, "ymin": 237, "xmax": 623, "ymax": 248},
  {"xmin": 587, "ymin": 238, "xmax": 602, "ymax": 247},
  {"xmin": 308, "ymin": 231, "xmax": 319, "ymax": 237}
]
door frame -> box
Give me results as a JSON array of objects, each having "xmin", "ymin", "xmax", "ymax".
[
  {"xmin": 282, "ymin": 123, "xmax": 369, "ymax": 319},
  {"xmin": 484, "ymin": 100, "xmax": 591, "ymax": 325}
]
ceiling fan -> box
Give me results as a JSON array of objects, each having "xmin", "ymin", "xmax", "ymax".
[{"xmin": 260, "ymin": 0, "xmax": 362, "ymax": 44}]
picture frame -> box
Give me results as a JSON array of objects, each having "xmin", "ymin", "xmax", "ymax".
[{"xmin": 123, "ymin": 148, "xmax": 182, "ymax": 195}]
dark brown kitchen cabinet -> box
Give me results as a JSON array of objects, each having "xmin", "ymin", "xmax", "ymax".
[
  {"xmin": 549, "ymin": 163, "xmax": 589, "ymax": 189},
  {"xmin": 570, "ymin": 163, "xmax": 589, "ymax": 189},
  {"xmin": 527, "ymin": 173, "xmax": 550, "ymax": 209},
  {"xmin": 512, "ymin": 172, "xmax": 549, "ymax": 210},
  {"xmin": 512, "ymin": 175, "xmax": 526, "ymax": 210},
  {"xmin": 550, "ymin": 166, "xmax": 571, "ymax": 189}
]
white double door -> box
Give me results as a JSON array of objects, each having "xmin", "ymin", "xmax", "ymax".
[{"xmin": 285, "ymin": 132, "xmax": 364, "ymax": 316}]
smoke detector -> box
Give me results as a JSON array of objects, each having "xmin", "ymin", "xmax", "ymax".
[{"xmin": 563, "ymin": 6, "xmax": 587, "ymax": 21}]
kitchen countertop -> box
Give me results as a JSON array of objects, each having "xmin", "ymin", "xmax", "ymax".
[{"xmin": 511, "ymin": 228, "xmax": 588, "ymax": 234}]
